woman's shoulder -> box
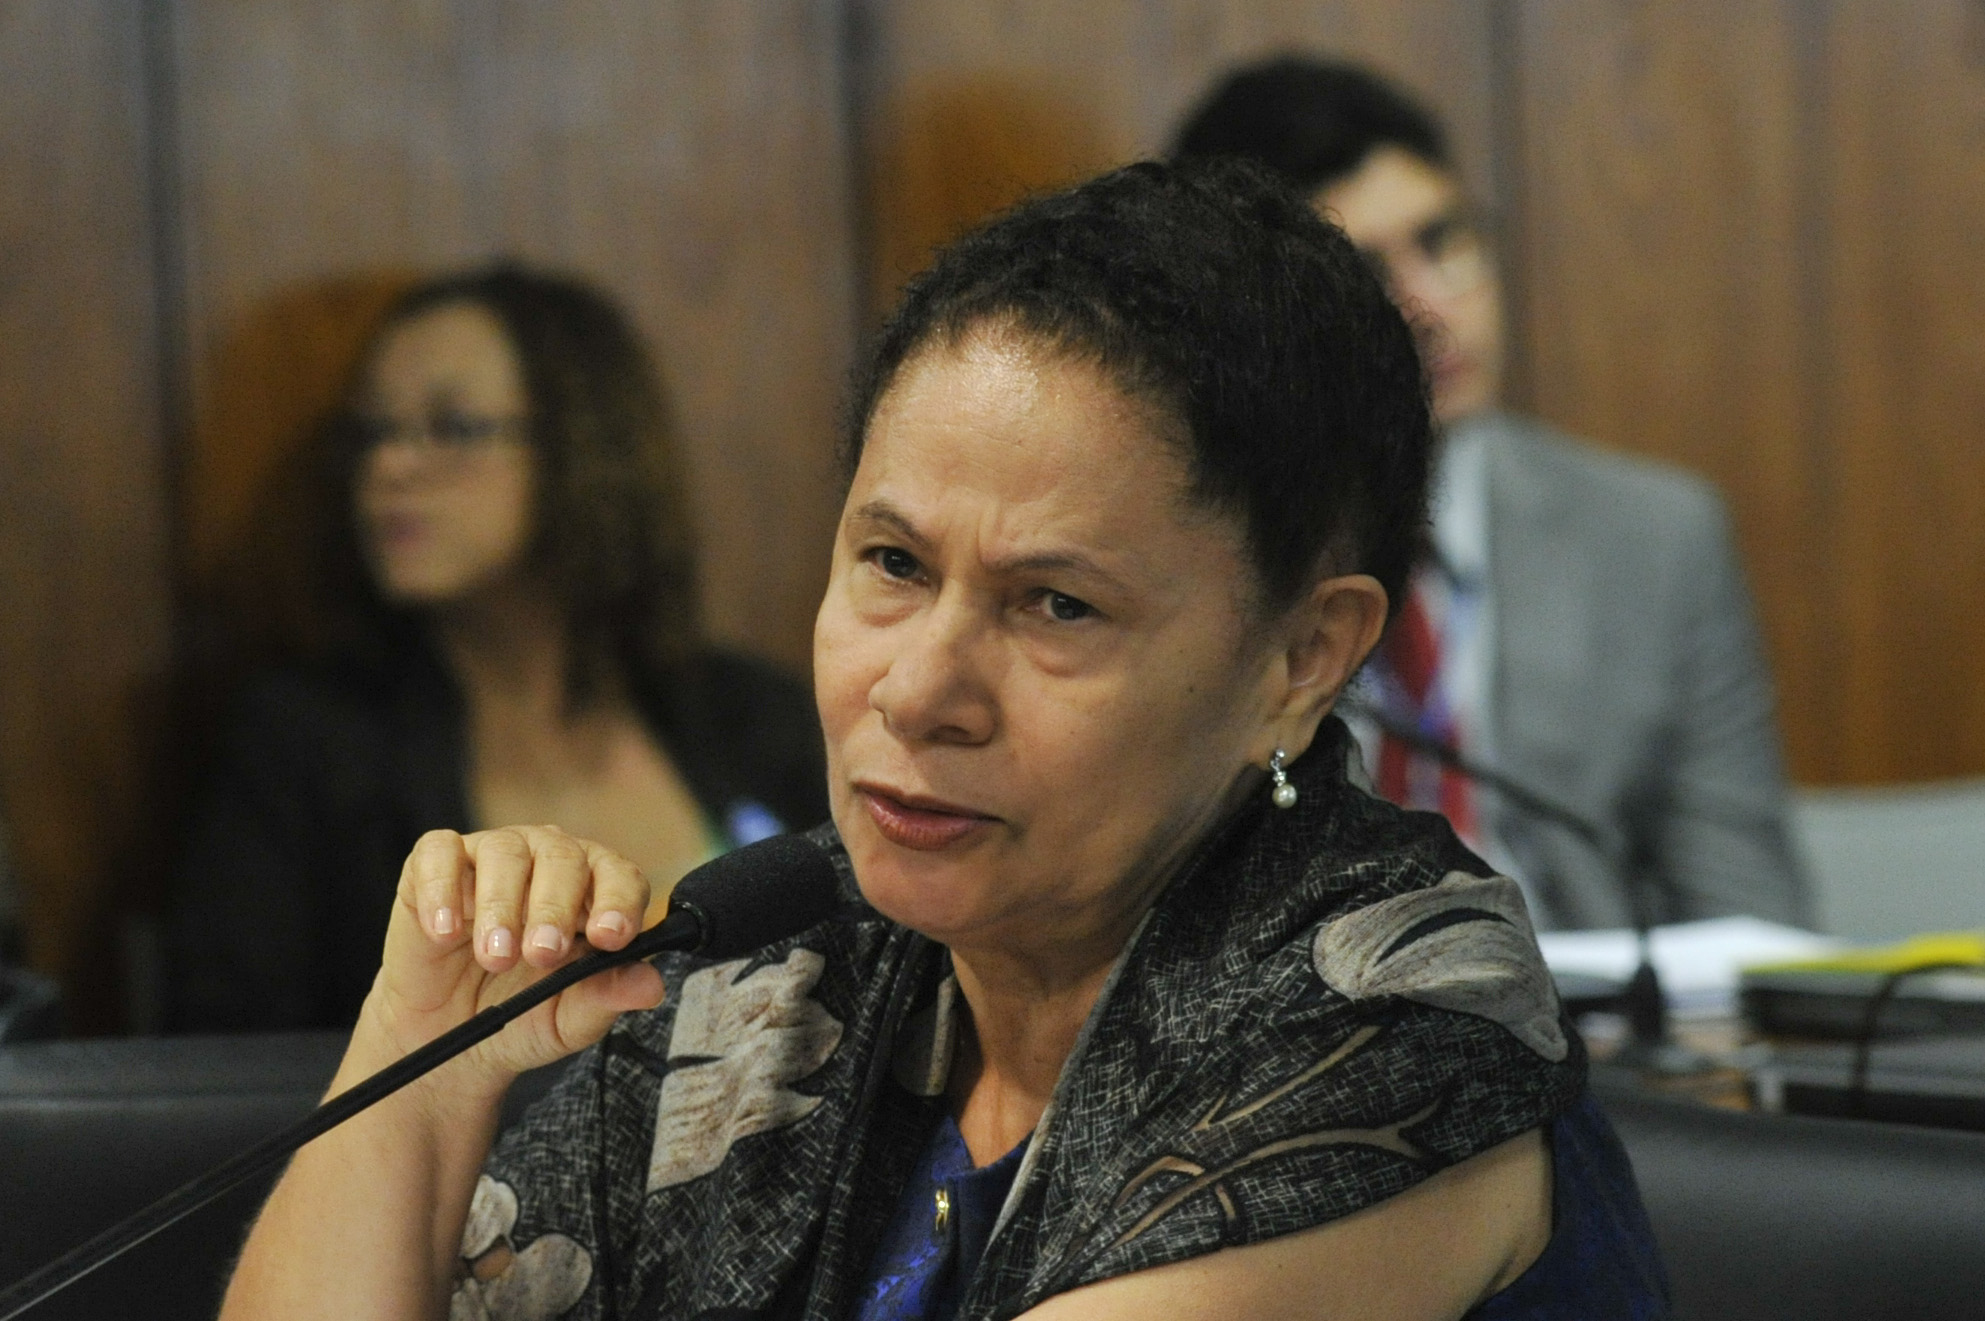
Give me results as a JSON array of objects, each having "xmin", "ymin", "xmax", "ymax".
[
  {"xmin": 637, "ymin": 647, "xmax": 829, "ymax": 832},
  {"xmin": 984, "ymin": 742, "xmax": 1585, "ymax": 1313},
  {"xmin": 209, "ymin": 661, "xmax": 397, "ymax": 765},
  {"xmin": 1148, "ymin": 743, "xmax": 1579, "ymax": 1093},
  {"xmin": 658, "ymin": 647, "xmax": 817, "ymax": 733},
  {"xmin": 201, "ymin": 650, "xmax": 460, "ymax": 806},
  {"xmin": 1140, "ymin": 733, "xmax": 1542, "ymax": 1006}
]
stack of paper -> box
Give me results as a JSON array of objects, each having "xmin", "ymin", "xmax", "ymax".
[{"xmin": 1538, "ymin": 917, "xmax": 1842, "ymax": 1019}]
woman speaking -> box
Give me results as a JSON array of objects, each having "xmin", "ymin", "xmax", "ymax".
[{"xmin": 220, "ymin": 161, "xmax": 1664, "ymax": 1318}]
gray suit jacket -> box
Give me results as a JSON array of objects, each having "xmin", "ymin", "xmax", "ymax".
[{"xmin": 1470, "ymin": 412, "xmax": 1811, "ymax": 930}]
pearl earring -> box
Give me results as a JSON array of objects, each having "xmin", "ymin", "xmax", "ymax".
[{"xmin": 1269, "ymin": 748, "xmax": 1298, "ymax": 809}]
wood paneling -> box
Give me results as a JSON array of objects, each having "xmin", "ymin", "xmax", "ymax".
[
  {"xmin": 8, "ymin": 0, "xmax": 1985, "ymax": 1026},
  {"xmin": 1509, "ymin": 0, "xmax": 1985, "ymax": 784},
  {"xmin": 170, "ymin": 0, "xmax": 860, "ymax": 671},
  {"xmin": 0, "ymin": 1, "xmax": 174, "ymax": 1024},
  {"xmin": 1817, "ymin": 0, "xmax": 1985, "ymax": 779},
  {"xmin": 855, "ymin": 0, "xmax": 1501, "ymax": 313},
  {"xmin": 1505, "ymin": 2, "xmax": 1835, "ymax": 778}
]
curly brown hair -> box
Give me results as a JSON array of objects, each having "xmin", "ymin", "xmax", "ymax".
[{"xmin": 314, "ymin": 263, "xmax": 702, "ymax": 699}]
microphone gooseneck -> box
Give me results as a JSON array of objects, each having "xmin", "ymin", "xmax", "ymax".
[
  {"xmin": 0, "ymin": 832, "xmax": 845, "ymax": 1321},
  {"xmin": 1338, "ymin": 695, "xmax": 1685, "ymax": 1066}
]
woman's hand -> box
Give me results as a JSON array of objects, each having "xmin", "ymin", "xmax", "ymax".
[
  {"xmin": 221, "ymin": 826, "xmax": 667, "ymax": 1321},
  {"xmin": 361, "ymin": 824, "xmax": 669, "ymax": 1098}
]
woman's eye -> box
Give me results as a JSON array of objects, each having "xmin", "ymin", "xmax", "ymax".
[
  {"xmin": 1044, "ymin": 591, "xmax": 1094, "ymax": 622},
  {"xmin": 430, "ymin": 413, "xmax": 478, "ymax": 445},
  {"xmin": 873, "ymin": 547, "xmax": 921, "ymax": 580}
]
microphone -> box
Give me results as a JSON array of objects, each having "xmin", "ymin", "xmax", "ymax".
[
  {"xmin": 1337, "ymin": 696, "xmax": 1691, "ymax": 1070},
  {"xmin": 0, "ymin": 832, "xmax": 845, "ymax": 1320},
  {"xmin": 644, "ymin": 831, "xmax": 845, "ymax": 960}
]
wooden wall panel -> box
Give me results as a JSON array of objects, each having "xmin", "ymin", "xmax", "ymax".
[
  {"xmin": 855, "ymin": 0, "xmax": 1501, "ymax": 313},
  {"xmin": 9, "ymin": 0, "xmax": 1985, "ymax": 1024},
  {"xmin": 0, "ymin": 1, "xmax": 174, "ymax": 1024},
  {"xmin": 1817, "ymin": 0, "xmax": 1985, "ymax": 780},
  {"xmin": 170, "ymin": 0, "xmax": 860, "ymax": 671},
  {"xmin": 1506, "ymin": 2, "xmax": 1837, "ymax": 779}
]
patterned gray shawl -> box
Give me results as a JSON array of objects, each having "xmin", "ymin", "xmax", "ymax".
[{"xmin": 452, "ymin": 719, "xmax": 1583, "ymax": 1321}]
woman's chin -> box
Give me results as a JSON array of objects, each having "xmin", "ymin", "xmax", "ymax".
[
  {"xmin": 848, "ymin": 845, "xmax": 996, "ymax": 944},
  {"xmin": 371, "ymin": 565, "xmax": 465, "ymax": 606}
]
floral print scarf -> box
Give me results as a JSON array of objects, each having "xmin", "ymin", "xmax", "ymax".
[{"xmin": 453, "ymin": 718, "xmax": 1584, "ymax": 1321}]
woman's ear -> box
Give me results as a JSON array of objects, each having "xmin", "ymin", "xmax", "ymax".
[{"xmin": 1261, "ymin": 572, "xmax": 1389, "ymax": 756}]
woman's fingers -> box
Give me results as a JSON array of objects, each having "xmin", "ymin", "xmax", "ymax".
[
  {"xmin": 582, "ymin": 842, "xmax": 648, "ymax": 951},
  {"xmin": 468, "ymin": 828, "xmax": 535, "ymax": 971},
  {"xmin": 473, "ymin": 959, "xmax": 667, "ymax": 1081},
  {"xmin": 462, "ymin": 825, "xmax": 651, "ymax": 970},
  {"xmin": 376, "ymin": 825, "xmax": 661, "ymax": 1077},
  {"xmin": 554, "ymin": 962, "xmax": 667, "ymax": 1046},
  {"xmin": 379, "ymin": 831, "xmax": 481, "ymax": 1024},
  {"xmin": 406, "ymin": 829, "xmax": 474, "ymax": 946},
  {"xmin": 518, "ymin": 826, "xmax": 593, "ymax": 968}
]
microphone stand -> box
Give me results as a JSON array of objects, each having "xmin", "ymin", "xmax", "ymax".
[
  {"xmin": 0, "ymin": 826, "xmax": 844, "ymax": 1319},
  {"xmin": 0, "ymin": 907, "xmax": 701, "ymax": 1321},
  {"xmin": 1339, "ymin": 697, "xmax": 1708, "ymax": 1074}
]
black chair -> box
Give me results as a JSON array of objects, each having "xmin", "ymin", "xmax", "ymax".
[
  {"xmin": 0, "ymin": 1033, "xmax": 347, "ymax": 1321},
  {"xmin": 0, "ymin": 1033, "xmax": 570, "ymax": 1320},
  {"xmin": 0, "ymin": 967, "xmax": 62, "ymax": 1043},
  {"xmin": 1598, "ymin": 1073, "xmax": 1985, "ymax": 1321}
]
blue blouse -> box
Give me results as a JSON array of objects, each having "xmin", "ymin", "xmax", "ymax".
[
  {"xmin": 855, "ymin": 1093, "xmax": 1665, "ymax": 1321},
  {"xmin": 852, "ymin": 1118, "xmax": 1029, "ymax": 1321},
  {"xmin": 1470, "ymin": 1092, "xmax": 1670, "ymax": 1318}
]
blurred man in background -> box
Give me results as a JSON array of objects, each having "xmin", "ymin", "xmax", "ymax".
[{"xmin": 1175, "ymin": 56, "xmax": 1811, "ymax": 931}]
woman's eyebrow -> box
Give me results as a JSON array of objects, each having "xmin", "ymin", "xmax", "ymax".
[
  {"xmin": 983, "ymin": 548, "xmax": 1130, "ymax": 595},
  {"xmin": 851, "ymin": 499, "xmax": 1133, "ymax": 593},
  {"xmin": 848, "ymin": 500, "xmax": 931, "ymax": 550}
]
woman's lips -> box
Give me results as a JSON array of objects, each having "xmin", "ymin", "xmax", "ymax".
[
  {"xmin": 857, "ymin": 785, "xmax": 996, "ymax": 851},
  {"xmin": 368, "ymin": 512, "xmax": 429, "ymax": 550}
]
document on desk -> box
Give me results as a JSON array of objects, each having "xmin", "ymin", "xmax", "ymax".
[{"xmin": 1538, "ymin": 917, "xmax": 1842, "ymax": 1018}]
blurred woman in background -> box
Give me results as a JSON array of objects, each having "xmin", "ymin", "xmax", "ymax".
[{"xmin": 165, "ymin": 265, "xmax": 825, "ymax": 1032}]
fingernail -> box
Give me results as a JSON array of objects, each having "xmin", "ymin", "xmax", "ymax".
[
  {"xmin": 527, "ymin": 923, "xmax": 565, "ymax": 954},
  {"xmin": 433, "ymin": 906, "xmax": 458, "ymax": 936},
  {"xmin": 594, "ymin": 911, "xmax": 631, "ymax": 940},
  {"xmin": 486, "ymin": 926, "xmax": 515, "ymax": 959}
]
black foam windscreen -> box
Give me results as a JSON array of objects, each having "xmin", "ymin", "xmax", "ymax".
[{"xmin": 666, "ymin": 832, "xmax": 845, "ymax": 959}]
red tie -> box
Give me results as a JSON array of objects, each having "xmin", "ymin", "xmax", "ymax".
[{"xmin": 1375, "ymin": 574, "xmax": 1479, "ymax": 847}]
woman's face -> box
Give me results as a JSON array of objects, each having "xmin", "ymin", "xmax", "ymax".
[
  {"xmin": 815, "ymin": 329, "xmax": 1304, "ymax": 966},
  {"xmin": 353, "ymin": 302, "xmax": 538, "ymax": 606}
]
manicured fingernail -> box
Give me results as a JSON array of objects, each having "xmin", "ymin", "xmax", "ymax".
[
  {"xmin": 594, "ymin": 911, "xmax": 631, "ymax": 940},
  {"xmin": 527, "ymin": 924, "xmax": 565, "ymax": 954},
  {"xmin": 433, "ymin": 906, "xmax": 458, "ymax": 936},
  {"xmin": 486, "ymin": 926, "xmax": 515, "ymax": 959}
]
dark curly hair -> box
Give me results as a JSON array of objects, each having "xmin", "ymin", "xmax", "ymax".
[
  {"xmin": 842, "ymin": 157, "xmax": 1432, "ymax": 616},
  {"xmin": 320, "ymin": 264, "xmax": 700, "ymax": 698},
  {"xmin": 1170, "ymin": 55, "xmax": 1450, "ymax": 197}
]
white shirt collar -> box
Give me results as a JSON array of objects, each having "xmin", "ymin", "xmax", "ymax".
[{"xmin": 1429, "ymin": 415, "xmax": 1492, "ymax": 588}]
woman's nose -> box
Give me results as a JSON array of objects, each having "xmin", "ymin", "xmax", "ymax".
[
  {"xmin": 868, "ymin": 598, "xmax": 996, "ymax": 746},
  {"xmin": 360, "ymin": 441, "xmax": 424, "ymax": 484}
]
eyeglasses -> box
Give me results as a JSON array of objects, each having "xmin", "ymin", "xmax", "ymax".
[
  {"xmin": 348, "ymin": 410, "xmax": 528, "ymax": 457},
  {"xmin": 1357, "ymin": 208, "xmax": 1494, "ymax": 302}
]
